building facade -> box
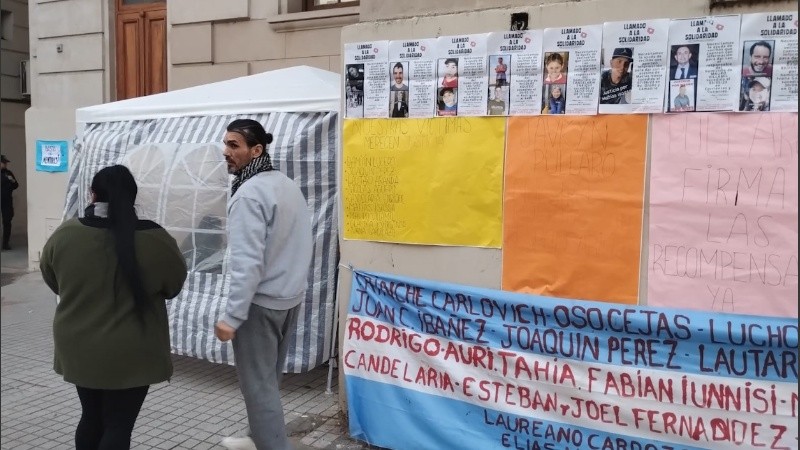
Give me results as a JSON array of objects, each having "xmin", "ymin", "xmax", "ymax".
[
  {"xmin": 20, "ymin": 0, "xmax": 797, "ymax": 423},
  {"xmin": 1, "ymin": 0, "xmax": 30, "ymax": 245},
  {"xmin": 24, "ymin": 0, "xmax": 357, "ymax": 266},
  {"xmin": 23, "ymin": 0, "xmax": 791, "ymax": 268}
]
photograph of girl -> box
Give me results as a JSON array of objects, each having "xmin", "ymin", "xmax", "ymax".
[
  {"xmin": 543, "ymin": 52, "xmax": 569, "ymax": 84},
  {"xmin": 542, "ymin": 84, "xmax": 566, "ymax": 114}
]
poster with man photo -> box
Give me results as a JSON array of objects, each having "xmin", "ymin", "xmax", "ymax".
[
  {"xmin": 490, "ymin": 55, "xmax": 510, "ymax": 88},
  {"xmin": 389, "ymin": 90, "xmax": 410, "ymax": 118},
  {"xmin": 668, "ymin": 79, "xmax": 696, "ymax": 112},
  {"xmin": 600, "ymin": 19, "xmax": 670, "ymax": 114},
  {"xmin": 487, "ymin": 54, "xmax": 510, "ymax": 115},
  {"xmin": 666, "ymin": 15, "xmax": 741, "ymax": 112},
  {"xmin": 344, "ymin": 41, "xmax": 390, "ymax": 118},
  {"xmin": 388, "ymin": 38, "xmax": 438, "ymax": 117},
  {"xmin": 739, "ymin": 12, "xmax": 797, "ymax": 112},
  {"xmin": 741, "ymin": 40, "xmax": 774, "ymax": 77},
  {"xmin": 487, "ymin": 85, "xmax": 508, "ymax": 115},
  {"xmin": 666, "ymin": 45, "xmax": 699, "ymax": 113},
  {"xmin": 388, "ymin": 61, "xmax": 410, "ymax": 118},
  {"xmin": 487, "ymin": 30, "xmax": 544, "ymax": 115},
  {"xmin": 345, "ymin": 64, "xmax": 365, "ymax": 118},
  {"xmin": 739, "ymin": 40, "xmax": 773, "ymax": 112},
  {"xmin": 599, "ymin": 48, "xmax": 634, "ymax": 106},
  {"xmin": 389, "ymin": 61, "xmax": 410, "ymax": 92},
  {"xmin": 668, "ymin": 44, "xmax": 700, "ymax": 81}
]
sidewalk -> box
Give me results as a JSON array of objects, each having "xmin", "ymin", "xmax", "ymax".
[{"xmin": 1, "ymin": 245, "xmax": 374, "ymax": 450}]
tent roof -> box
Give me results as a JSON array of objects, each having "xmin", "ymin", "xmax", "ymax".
[{"xmin": 76, "ymin": 66, "xmax": 341, "ymax": 124}]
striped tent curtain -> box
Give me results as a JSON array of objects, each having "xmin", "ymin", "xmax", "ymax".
[{"xmin": 63, "ymin": 112, "xmax": 339, "ymax": 372}]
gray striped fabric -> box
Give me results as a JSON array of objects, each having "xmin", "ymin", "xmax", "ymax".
[{"xmin": 63, "ymin": 112, "xmax": 339, "ymax": 372}]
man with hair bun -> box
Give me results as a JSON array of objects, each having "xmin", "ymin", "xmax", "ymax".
[{"xmin": 217, "ymin": 119, "xmax": 313, "ymax": 450}]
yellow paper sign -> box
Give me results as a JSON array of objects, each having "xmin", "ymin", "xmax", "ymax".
[
  {"xmin": 503, "ymin": 116, "xmax": 648, "ymax": 303},
  {"xmin": 343, "ymin": 118, "xmax": 504, "ymax": 247}
]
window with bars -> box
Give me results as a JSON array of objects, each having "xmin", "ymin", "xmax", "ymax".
[
  {"xmin": 120, "ymin": 0, "xmax": 165, "ymax": 6},
  {"xmin": 1, "ymin": 9, "xmax": 13, "ymax": 41}
]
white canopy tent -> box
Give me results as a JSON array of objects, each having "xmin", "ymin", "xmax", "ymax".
[
  {"xmin": 76, "ymin": 66, "xmax": 340, "ymax": 125},
  {"xmin": 65, "ymin": 66, "xmax": 341, "ymax": 374}
]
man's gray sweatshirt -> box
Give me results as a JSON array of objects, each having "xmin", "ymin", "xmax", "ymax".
[{"xmin": 222, "ymin": 171, "xmax": 313, "ymax": 329}]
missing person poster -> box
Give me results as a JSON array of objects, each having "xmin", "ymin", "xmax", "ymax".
[
  {"xmin": 542, "ymin": 25, "xmax": 602, "ymax": 115},
  {"xmin": 345, "ymin": 41, "xmax": 390, "ymax": 118},
  {"xmin": 738, "ymin": 12, "xmax": 798, "ymax": 112},
  {"xmin": 486, "ymin": 30, "xmax": 544, "ymax": 116},
  {"xmin": 600, "ymin": 19, "xmax": 670, "ymax": 114},
  {"xmin": 388, "ymin": 39, "xmax": 438, "ymax": 118},
  {"xmin": 666, "ymin": 15, "xmax": 741, "ymax": 113},
  {"xmin": 435, "ymin": 34, "xmax": 489, "ymax": 117}
]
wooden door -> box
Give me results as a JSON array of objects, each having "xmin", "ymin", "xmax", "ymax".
[{"xmin": 115, "ymin": 0, "xmax": 166, "ymax": 100}]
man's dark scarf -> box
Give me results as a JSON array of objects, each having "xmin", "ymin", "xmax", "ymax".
[{"xmin": 231, "ymin": 152, "xmax": 274, "ymax": 195}]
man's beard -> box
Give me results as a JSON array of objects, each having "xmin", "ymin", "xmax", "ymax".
[{"xmin": 226, "ymin": 159, "xmax": 238, "ymax": 174}]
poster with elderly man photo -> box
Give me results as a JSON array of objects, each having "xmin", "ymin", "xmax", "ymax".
[
  {"xmin": 665, "ymin": 15, "xmax": 741, "ymax": 112},
  {"xmin": 599, "ymin": 19, "xmax": 669, "ymax": 114},
  {"xmin": 738, "ymin": 12, "xmax": 798, "ymax": 112}
]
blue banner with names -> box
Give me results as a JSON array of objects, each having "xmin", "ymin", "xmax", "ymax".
[{"xmin": 344, "ymin": 270, "xmax": 798, "ymax": 450}]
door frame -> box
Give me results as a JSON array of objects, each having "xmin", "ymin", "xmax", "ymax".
[
  {"xmin": 114, "ymin": 0, "xmax": 166, "ymax": 100},
  {"xmin": 116, "ymin": 0, "xmax": 165, "ymax": 13}
]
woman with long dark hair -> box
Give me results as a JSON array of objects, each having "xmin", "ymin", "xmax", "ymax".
[{"xmin": 40, "ymin": 164, "xmax": 187, "ymax": 449}]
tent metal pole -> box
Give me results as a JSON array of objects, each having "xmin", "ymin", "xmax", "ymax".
[{"xmin": 325, "ymin": 265, "xmax": 345, "ymax": 395}]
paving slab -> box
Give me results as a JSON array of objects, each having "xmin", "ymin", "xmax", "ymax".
[{"xmin": 1, "ymin": 247, "xmax": 381, "ymax": 450}]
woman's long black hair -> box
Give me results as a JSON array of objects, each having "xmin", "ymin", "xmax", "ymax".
[{"xmin": 91, "ymin": 165, "xmax": 147, "ymax": 320}]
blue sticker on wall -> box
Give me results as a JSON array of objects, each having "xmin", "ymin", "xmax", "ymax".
[{"xmin": 35, "ymin": 140, "xmax": 69, "ymax": 172}]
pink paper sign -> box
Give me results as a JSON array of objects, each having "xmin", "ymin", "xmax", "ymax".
[{"xmin": 649, "ymin": 113, "xmax": 798, "ymax": 317}]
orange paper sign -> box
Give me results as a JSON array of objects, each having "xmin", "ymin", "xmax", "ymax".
[{"xmin": 503, "ymin": 115, "xmax": 648, "ymax": 303}]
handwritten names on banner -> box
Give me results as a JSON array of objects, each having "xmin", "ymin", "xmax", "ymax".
[
  {"xmin": 648, "ymin": 113, "xmax": 798, "ymax": 317},
  {"xmin": 342, "ymin": 118, "xmax": 504, "ymax": 247},
  {"xmin": 503, "ymin": 116, "xmax": 647, "ymax": 303},
  {"xmin": 344, "ymin": 270, "xmax": 799, "ymax": 450}
]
